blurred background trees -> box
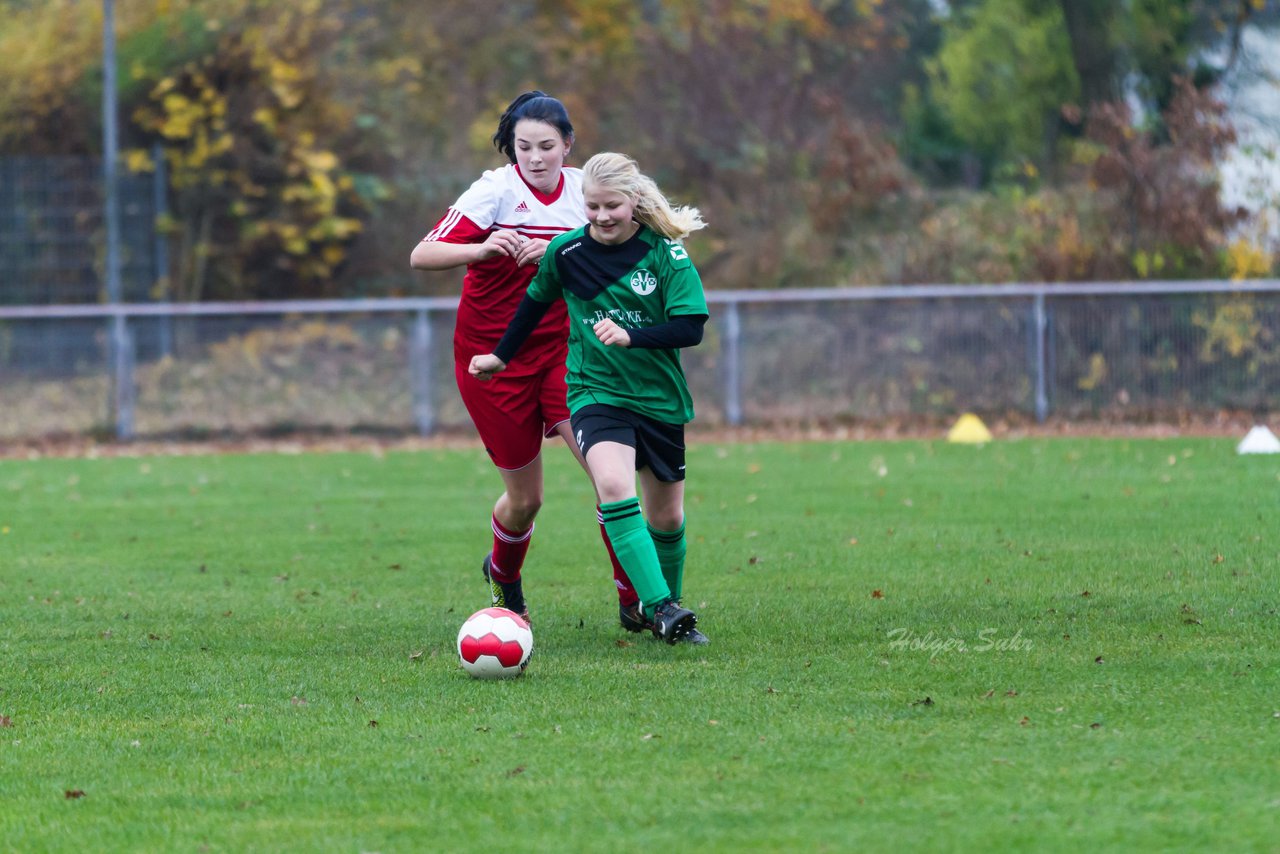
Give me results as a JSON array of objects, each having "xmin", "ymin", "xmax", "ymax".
[{"xmin": 0, "ymin": 0, "xmax": 1276, "ymax": 302}]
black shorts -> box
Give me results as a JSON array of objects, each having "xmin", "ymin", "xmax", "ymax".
[{"xmin": 571, "ymin": 403, "xmax": 686, "ymax": 482}]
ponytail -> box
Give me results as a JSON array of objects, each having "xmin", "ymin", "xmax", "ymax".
[{"xmin": 582, "ymin": 152, "xmax": 707, "ymax": 241}]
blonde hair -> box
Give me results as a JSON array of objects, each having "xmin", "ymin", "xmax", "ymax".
[{"xmin": 583, "ymin": 152, "xmax": 707, "ymax": 241}]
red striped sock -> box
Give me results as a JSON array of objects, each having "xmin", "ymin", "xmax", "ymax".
[{"xmin": 490, "ymin": 514, "xmax": 532, "ymax": 583}]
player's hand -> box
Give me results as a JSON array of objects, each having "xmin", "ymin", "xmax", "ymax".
[
  {"xmin": 593, "ymin": 318, "xmax": 631, "ymax": 348},
  {"xmin": 475, "ymin": 229, "xmax": 525, "ymax": 261},
  {"xmin": 514, "ymin": 237, "xmax": 548, "ymax": 267},
  {"xmin": 468, "ymin": 353, "xmax": 507, "ymax": 381}
]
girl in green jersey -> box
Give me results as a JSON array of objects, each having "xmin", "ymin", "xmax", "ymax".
[{"xmin": 470, "ymin": 152, "xmax": 710, "ymax": 644}]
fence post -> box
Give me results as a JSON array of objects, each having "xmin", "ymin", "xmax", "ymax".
[
  {"xmin": 411, "ymin": 309, "xmax": 434, "ymax": 435},
  {"xmin": 153, "ymin": 141, "xmax": 172, "ymax": 358},
  {"xmin": 1033, "ymin": 291, "xmax": 1048, "ymax": 423},
  {"xmin": 112, "ymin": 312, "xmax": 135, "ymax": 440},
  {"xmin": 722, "ymin": 299, "xmax": 743, "ymax": 426}
]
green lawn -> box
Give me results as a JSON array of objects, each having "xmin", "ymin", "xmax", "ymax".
[{"xmin": 1, "ymin": 437, "xmax": 1277, "ymax": 852}]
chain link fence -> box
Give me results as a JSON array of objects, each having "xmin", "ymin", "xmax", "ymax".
[
  {"xmin": 1, "ymin": 282, "xmax": 1278, "ymax": 442},
  {"xmin": 3, "ymin": 156, "xmax": 1277, "ymax": 441}
]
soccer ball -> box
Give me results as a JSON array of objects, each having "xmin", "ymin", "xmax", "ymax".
[{"xmin": 456, "ymin": 607, "xmax": 533, "ymax": 679}]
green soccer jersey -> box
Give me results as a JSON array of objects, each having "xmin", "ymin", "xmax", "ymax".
[{"xmin": 528, "ymin": 224, "xmax": 708, "ymax": 424}]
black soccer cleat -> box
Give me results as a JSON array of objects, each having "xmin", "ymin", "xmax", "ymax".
[
  {"xmin": 650, "ymin": 599, "xmax": 697, "ymax": 645},
  {"xmin": 619, "ymin": 602, "xmax": 654, "ymax": 634},
  {"xmin": 482, "ymin": 553, "xmax": 530, "ymax": 623},
  {"xmin": 678, "ymin": 626, "xmax": 710, "ymax": 645}
]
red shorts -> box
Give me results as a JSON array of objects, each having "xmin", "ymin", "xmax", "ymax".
[{"xmin": 455, "ymin": 360, "xmax": 571, "ymax": 470}]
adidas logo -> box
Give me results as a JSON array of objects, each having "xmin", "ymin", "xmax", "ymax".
[{"xmin": 514, "ymin": 201, "xmax": 529, "ymax": 213}]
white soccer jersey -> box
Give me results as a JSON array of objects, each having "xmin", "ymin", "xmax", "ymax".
[
  {"xmin": 428, "ymin": 164, "xmax": 585, "ymax": 243},
  {"xmin": 424, "ymin": 165, "xmax": 584, "ymax": 373}
]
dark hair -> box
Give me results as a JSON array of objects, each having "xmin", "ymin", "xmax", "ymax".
[{"xmin": 492, "ymin": 91, "xmax": 574, "ymax": 164}]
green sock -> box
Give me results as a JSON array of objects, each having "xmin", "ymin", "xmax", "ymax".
[
  {"xmin": 648, "ymin": 522, "xmax": 686, "ymax": 602},
  {"xmin": 600, "ymin": 498, "xmax": 670, "ymax": 616}
]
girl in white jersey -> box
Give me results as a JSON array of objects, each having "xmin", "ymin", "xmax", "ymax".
[{"xmin": 410, "ymin": 92, "xmax": 641, "ymax": 628}]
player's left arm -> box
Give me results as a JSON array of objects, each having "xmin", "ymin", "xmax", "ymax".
[
  {"xmin": 595, "ymin": 238, "xmax": 709, "ymax": 349},
  {"xmin": 617, "ymin": 314, "xmax": 707, "ymax": 349}
]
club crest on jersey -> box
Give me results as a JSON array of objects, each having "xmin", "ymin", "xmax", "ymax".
[{"xmin": 630, "ymin": 269, "xmax": 657, "ymax": 295}]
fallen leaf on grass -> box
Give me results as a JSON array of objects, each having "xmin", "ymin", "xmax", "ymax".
[
  {"xmin": 871, "ymin": 589, "xmax": 884, "ymax": 599},
  {"xmin": 64, "ymin": 790, "xmax": 86, "ymax": 799},
  {"xmin": 507, "ymin": 766, "xmax": 525, "ymax": 777},
  {"xmin": 641, "ymin": 733, "xmax": 659, "ymax": 740},
  {"xmin": 1018, "ymin": 716, "xmax": 1031, "ymax": 726},
  {"xmin": 912, "ymin": 696, "xmax": 934, "ymax": 707},
  {"xmin": 368, "ymin": 720, "xmax": 378, "ymax": 728},
  {"xmin": 408, "ymin": 649, "xmax": 424, "ymax": 661},
  {"xmin": 0, "ymin": 715, "xmax": 12, "ymax": 727},
  {"xmin": 290, "ymin": 696, "xmax": 307, "ymax": 706},
  {"xmin": 615, "ymin": 639, "xmax": 632, "ymax": 647}
]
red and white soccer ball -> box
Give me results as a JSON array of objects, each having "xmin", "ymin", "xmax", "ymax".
[{"xmin": 456, "ymin": 607, "xmax": 533, "ymax": 679}]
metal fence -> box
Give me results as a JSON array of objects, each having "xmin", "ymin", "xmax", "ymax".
[
  {"xmin": 0, "ymin": 155, "xmax": 164, "ymax": 307},
  {"xmin": 1, "ymin": 280, "xmax": 1278, "ymax": 442}
]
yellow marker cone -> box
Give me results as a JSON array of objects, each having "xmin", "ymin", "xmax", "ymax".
[{"xmin": 947, "ymin": 413, "xmax": 993, "ymax": 444}]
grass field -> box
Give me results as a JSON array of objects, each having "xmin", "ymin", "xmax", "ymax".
[{"xmin": 1, "ymin": 436, "xmax": 1277, "ymax": 852}]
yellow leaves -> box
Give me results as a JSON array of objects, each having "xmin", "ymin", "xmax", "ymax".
[
  {"xmin": 1226, "ymin": 238, "xmax": 1273, "ymax": 280},
  {"xmin": 268, "ymin": 58, "xmax": 305, "ymax": 110},
  {"xmin": 1076, "ymin": 353, "xmax": 1108, "ymax": 391},
  {"xmin": 253, "ymin": 108, "xmax": 278, "ymax": 132},
  {"xmin": 301, "ymin": 150, "xmax": 338, "ymax": 172},
  {"xmin": 1193, "ymin": 299, "xmax": 1266, "ymax": 362},
  {"xmin": 124, "ymin": 148, "xmax": 156, "ymax": 173},
  {"xmin": 158, "ymin": 92, "xmax": 199, "ymax": 138},
  {"xmin": 1132, "ymin": 249, "xmax": 1165, "ymax": 279},
  {"xmin": 374, "ymin": 56, "xmax": 423, "ymax": 86}
]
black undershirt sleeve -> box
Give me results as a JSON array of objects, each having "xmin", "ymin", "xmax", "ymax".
[
  {"xmin": 493, "ymin": 293, "xmax": 554, "ymax": 365},
  {"xmin": 625, "ymin": 314, "xmax": 707, "ymax": 350}
]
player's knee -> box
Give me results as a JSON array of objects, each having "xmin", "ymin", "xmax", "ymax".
[
  {"xmin": 594, "ymin": 475, "xmax": 634, "ymax": 505},
  {"xmin": 506, "ymin": 493, "xmax": 543, "ymax": 522},
  {"xmin": 648, "ymin": 509, "xmax": 685, "ymax": 532}
]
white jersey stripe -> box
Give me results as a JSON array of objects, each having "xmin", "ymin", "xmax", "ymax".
[
  {"xmin": 425, "ymin": 207, "xmax": 465, "ymax": 242},
  {"xmin": 492, "ymin": 518, "xmax": 534, "ymax": 544}
]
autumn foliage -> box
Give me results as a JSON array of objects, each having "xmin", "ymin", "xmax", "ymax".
[{"xmin": 0, "ymin": 0, "xmax": 1274, "ymax": 301}]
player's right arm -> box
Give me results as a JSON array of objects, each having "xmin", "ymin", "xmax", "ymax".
[
  {"xmin": 410, "ymin": 225, "xmax": 526, "ymax": 270},
  {"xmin": 410, "ymin": 172, "xmax": 526, "ymax": 271}
]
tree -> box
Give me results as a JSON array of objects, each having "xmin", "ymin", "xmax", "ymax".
[{"xmin": 928, "ymin": 0, "xmax": 1080, "ymax": 176}]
